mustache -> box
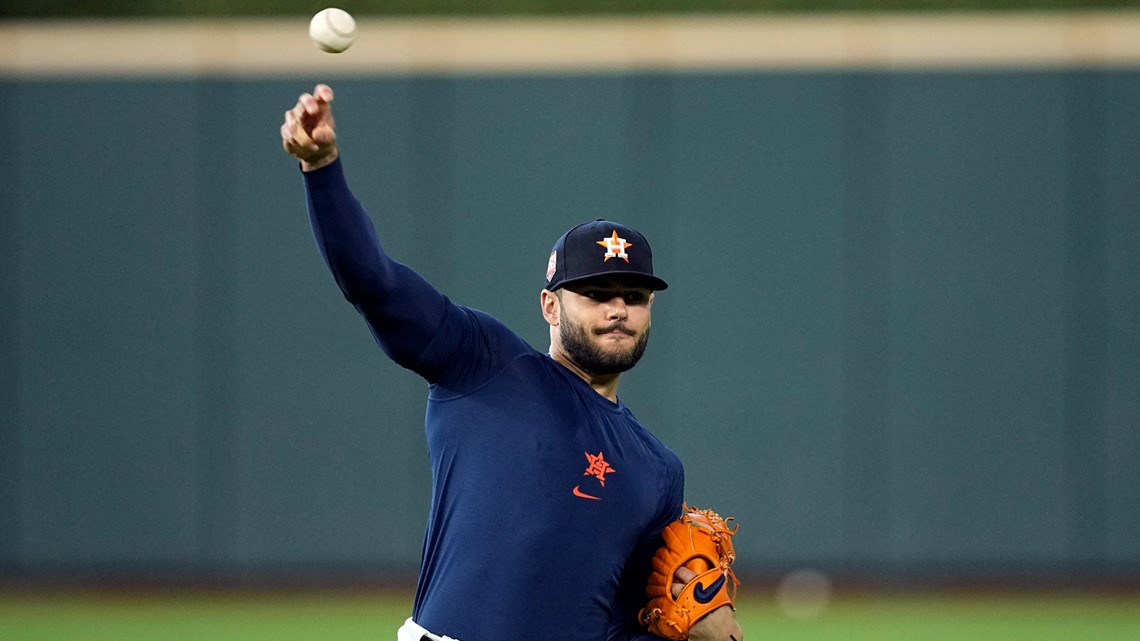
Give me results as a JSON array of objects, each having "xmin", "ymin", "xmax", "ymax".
[{"xmin": 594, "ymin": 322, "xmax": 636, "ymax": 336}]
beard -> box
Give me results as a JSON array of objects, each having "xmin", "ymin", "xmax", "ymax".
[{"xmin": 560, "ymin": 313, "xmax": 650, "ymax": 376}]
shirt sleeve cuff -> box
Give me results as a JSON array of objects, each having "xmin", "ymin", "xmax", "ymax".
[{"xmin": 300, "ymin": 156, "xmax": 345, "ymax": 189}]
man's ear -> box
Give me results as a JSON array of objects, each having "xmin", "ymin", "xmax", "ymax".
[{"xmin": 540, "ymin": 289, "xmax": 560, "ymax": 326}]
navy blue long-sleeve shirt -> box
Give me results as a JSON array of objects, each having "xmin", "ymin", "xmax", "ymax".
[{"xmin": 303, "ymin": 158, "xmax": 684, "ymax": 641}]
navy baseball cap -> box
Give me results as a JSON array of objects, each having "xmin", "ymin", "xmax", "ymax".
[{"xmin": 544, "ymin": 219, "xmax": 668, "ymax": 292}]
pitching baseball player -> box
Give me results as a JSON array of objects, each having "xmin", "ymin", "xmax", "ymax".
[{"xmin": 281, "ymin": 84, "xmax": 743, "ymax": 641}]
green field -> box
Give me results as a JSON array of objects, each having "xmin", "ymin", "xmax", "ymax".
[{"xmin": 2, "ymin": 590, "xmax": 1138, "ymax": 641}]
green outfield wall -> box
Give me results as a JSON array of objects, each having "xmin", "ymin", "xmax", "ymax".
[{"xmin": 1, "ymin": 33, "xmax": 1138, "ymax": 585}]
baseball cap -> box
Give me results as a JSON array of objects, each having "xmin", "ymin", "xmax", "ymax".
[{"xmin": 544, "ymin": 219, "xmax": 668, "ymax": 292}]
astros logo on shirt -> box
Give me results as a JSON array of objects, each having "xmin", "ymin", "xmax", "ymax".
[{"xmin": 572, "ymin": 451, "xmax": 615, "ymax": 501}]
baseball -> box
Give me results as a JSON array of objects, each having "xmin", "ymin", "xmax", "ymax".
[{"xmin": 309, "ymin": 8, "xmax": 356, "ymax": 54}]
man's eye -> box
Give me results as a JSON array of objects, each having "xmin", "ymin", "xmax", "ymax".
[{"xmin": 579, "ymin": 289, "xmax": 646, "ymax": 303}]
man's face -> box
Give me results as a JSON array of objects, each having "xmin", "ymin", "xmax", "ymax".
[{"xmin": 555, "ymin": 277, "xmax": 654, "ymax": 376}]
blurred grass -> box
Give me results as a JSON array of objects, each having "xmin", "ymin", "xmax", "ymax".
[
  {"xmin": 0, "ymin": 590, "xmax": 412, "ymax": 641},
  {"xmin": 749, "ymin": 592, "xmax": 1140, "ymax": 641},
  {"xmin": 1, "ymin": 589, "xmax": 1138, "ymax": 641}
]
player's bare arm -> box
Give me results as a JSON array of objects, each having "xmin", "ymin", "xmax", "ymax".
[{"xmin": 281, "ymin": 83, "xmax": 339, "ymax": 171}]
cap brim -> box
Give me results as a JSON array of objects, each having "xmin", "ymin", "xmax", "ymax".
[{"xmin": 550, "ymin": 271, "xmax": 668, "ymax": 292}]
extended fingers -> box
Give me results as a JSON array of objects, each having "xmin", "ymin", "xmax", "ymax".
[
  {"xmin": 281, "ymin": 108, "xmax": 318, "ymax": 152},
  {"xmin": 280, "ymin": 84, "xmax": 338, "ymax": 167},
  {"xmin": 299, "ymin": 92, "xmax": 321, "ymax": 115},
  {"xmin": 298, "ymin": 84, "xmax": 333, "ymax": 117}
]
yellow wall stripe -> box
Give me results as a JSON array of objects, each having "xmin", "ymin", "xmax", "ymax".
[{"xmin": 3, "ymin": 13, "xmax": 1140, "ymax": 76}]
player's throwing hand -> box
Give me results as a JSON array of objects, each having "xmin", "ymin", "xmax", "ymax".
[{"xmin": 281, "ymin": 83, "xmax": 339, "ymax": 171}]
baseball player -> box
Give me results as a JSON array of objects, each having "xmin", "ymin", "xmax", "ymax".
[{"xmin": 280, "ymin": 84, "xmax": 743, "ymax": 641}]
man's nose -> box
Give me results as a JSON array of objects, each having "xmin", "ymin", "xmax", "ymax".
[{"xmin": 606, "ymin": 297, "xmax": 628, "ymax": 319}]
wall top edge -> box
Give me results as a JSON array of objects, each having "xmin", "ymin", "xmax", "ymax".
[{"xmin": 3, "ymin": 13, "xmax": 1140, "ymax": 75}]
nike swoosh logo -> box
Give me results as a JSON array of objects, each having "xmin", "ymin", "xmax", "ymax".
[
  {"xmin": 693, "ymin": 574, "xmax": 726, "ymax": 604},
  {"xmin": 572, "ymin": 485, "xmax": 600, "ymax": 500}
]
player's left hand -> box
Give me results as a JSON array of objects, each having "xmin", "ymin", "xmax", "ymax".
[
  {"xmin": 671, "ymin": 566, "xmax": 744, "ymax": 641},
  {"xmin": 640, "ymin": 505, "xmax": 741, "ymax": 640}
]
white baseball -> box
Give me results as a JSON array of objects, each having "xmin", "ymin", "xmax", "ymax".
[{"xmin": 309, "ymin": 8, "xmax": 356, "ymax": 54}]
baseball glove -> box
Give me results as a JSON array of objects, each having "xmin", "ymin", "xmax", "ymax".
[{"xmin": 639, "ymin": 504, "xmax": 740, "ymax": 640}]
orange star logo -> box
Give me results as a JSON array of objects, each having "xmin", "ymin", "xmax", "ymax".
[
  {"xmin": 597, "ymin": 230, "xmax": 632, "ymax": 263},
  {"xmin": 583, "ymin": 451, "xmax": 616, "ymax": 486}
]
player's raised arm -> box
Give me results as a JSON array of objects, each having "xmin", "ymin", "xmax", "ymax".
[
  {"xmin": 281, "ymin": 83, "xmax": 339, "ymax": 172},
  {"xmin": 281, "ymin": 84, "xmax": 451, "ymax": 376}
]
